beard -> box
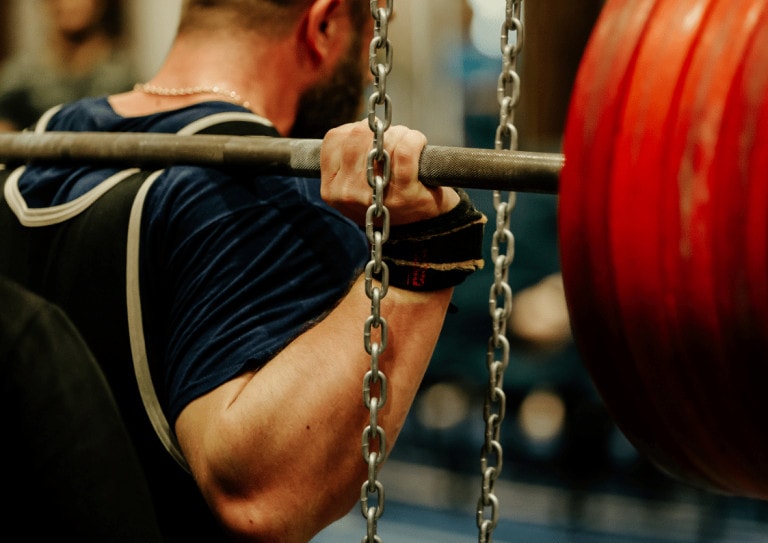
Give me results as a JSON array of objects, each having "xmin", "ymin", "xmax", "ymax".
[{"xmin": 289, "ymin": 35, "xmax": 367, "ymax": 139}]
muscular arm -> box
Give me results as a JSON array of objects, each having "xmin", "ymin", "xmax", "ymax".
[{"xmin": 175, "ymin": 121, "xmax": 461, "ymax": 542}]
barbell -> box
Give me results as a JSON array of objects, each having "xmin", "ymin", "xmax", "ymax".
[
  {"xmin": 1, "ymin": 0, "xmax": 766, "ymax": 501},
  {"xmin": 0, "ymin": 131, "xmax": 562, "ymax": 194}
]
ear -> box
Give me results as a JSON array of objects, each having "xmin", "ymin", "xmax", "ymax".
[{"xmin": 301, "ymin": 0, "xmax": 345, "ymax": 65}]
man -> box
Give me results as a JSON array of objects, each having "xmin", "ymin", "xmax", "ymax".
[{"xmin": 0, "ymin": 1, "xmax": 484, "ymax": 541}]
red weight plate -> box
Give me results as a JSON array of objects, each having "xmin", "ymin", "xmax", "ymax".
[
  {"xmin": 605, "ymin": 0, "xmax": 722, "ymax": 490},
  {"xmin": 722, "ymin": 7, "xmax": 768, "ymax": 337},
  {"xmin": 563, "ymin": 0, "xmax": 768, "ymax": 499},
  {"xmin": 661, "ymin": 0, "xmax": 767, "ymax": 497},
  {"xmin": 738, "ymin": 66, "xmax": 768, "ymax": 500},
  {"xmin": 562, "ymin": 0, "xmax": 737, "ymax": 491},
  {"xmin": 559, "ymin": 0, "xmax": 661, "ymax": 465},
  {"xmin": 711, "ymin": 7, "xmax": 768, "ymax": 499},
  {"xmin": 745, "ymin": 31, "xmax": 768, "ymax": 345},
  {"xmin": 746, "ymin": 98, "xmax": 768, "ymax": 347}
]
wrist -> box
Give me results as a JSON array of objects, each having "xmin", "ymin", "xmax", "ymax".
[{"xmin": 376, "ymin": 189, "xmax": 486, "ymax": 291}]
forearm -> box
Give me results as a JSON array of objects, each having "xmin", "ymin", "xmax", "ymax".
[
  {"xmin": 177, "ymin": 120, "xmax": 484, "ymax": 542},
  {"xmin": 176, "ymin": 275, "xmax": 453, "ymax": 541}
]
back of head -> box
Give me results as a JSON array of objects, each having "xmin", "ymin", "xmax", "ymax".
[
  {"xmin": 179, "ymin": 0, "xmax": 315, "ymax": 37},
  {"xmin": 178, "ymin": 0, "xmax": 370, "ymax": 37}
]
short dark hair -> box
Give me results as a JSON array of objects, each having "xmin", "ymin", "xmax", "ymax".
[
  {"xmin": 178, "ymin": 0, "xmax": 370, "ymax": 37},
  {"xmin": 179, "ymin": 0, "xmax": 311, "ymax": 35}
]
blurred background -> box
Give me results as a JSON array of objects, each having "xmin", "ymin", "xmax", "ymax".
[{"xmin": 1, "ymin": 1, "xmax": 767, "ymax": 541}]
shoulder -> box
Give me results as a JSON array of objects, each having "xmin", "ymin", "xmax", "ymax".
[{"xmin": 144, "ymin": 166, "xmax": 348, "ymax": 238}]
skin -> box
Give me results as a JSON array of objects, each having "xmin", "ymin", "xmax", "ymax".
[{"xmin": 111, "ymin": 1, "xmax": 461, "ymax": 541}]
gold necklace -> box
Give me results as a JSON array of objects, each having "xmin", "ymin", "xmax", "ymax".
[{"xmin": 134, "ymin": 82, "xmax": 251, "ymax": 109}]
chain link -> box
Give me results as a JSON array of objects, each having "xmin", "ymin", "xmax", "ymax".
[
  {"xmin": 361, "ymin": 2, "xmax": 394, "ymax": 542},
  {"xmin": 478, "ymin": 1, "xmax": 523, "ymax": 542}
]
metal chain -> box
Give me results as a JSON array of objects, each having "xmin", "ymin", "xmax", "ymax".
[
  {"xmin": 361, "ymin": 1, "xmax": 394, "ymax": 542},
  {"xmin": 477, "ymin": 1, "xmax": 523, "ymax": 542}
]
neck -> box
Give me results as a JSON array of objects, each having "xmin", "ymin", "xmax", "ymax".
[
  {"xmin": 134, "ymin": 82, "xmax": 252, "ymax": 110},
  {"xmin": 134, "ymin": 31, "xmax": 310, "ymax": 135}
]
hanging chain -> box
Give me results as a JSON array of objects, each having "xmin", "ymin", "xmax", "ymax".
[
  {"xmin": 361, "ymin": 2, "xmax": 393, "ymax": 542},
  {"xmin": 477, "ymin": 1, "xmax": 523, "ymax": 542}
]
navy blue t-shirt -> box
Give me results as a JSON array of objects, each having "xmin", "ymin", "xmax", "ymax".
[{"xmin": 18, "ymin": 97, "xmax": 368, "ymax": 423}]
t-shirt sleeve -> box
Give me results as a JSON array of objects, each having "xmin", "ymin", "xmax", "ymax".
[{"xmin": 141, "ymin": 167, "xmax": 368, "ymax": 423}]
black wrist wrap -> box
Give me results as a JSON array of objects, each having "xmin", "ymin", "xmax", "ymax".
[{"xmin": 382, "ymin": 189, "xmax": 486, "ymax": 291}]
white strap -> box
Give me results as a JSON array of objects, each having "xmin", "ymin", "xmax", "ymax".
[
  {"xmin": 33, "ymin": 105, "xmax": 64, "ymax": 133},
  {"xmin": 126, "ymin": 169, "xmax": 191, "ymax": 473},
  {"xmin": 4, "ymin": 167, "xmax": 142, "ymax": 227},
  {"xmin": 176, "ymin": 111, "xmax": 273, "ymax": 135}
]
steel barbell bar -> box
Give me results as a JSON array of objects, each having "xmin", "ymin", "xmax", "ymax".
[{"xmin": 0, "ymin": 131, "xmax": 562, "ymax": 194}]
